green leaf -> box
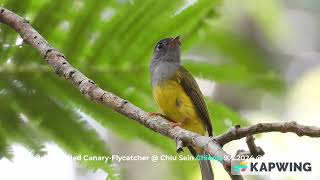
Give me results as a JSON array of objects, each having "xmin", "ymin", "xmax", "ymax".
[{"xmin": 0, "ymin": 74, "xmax": 115, "ymax": 174}]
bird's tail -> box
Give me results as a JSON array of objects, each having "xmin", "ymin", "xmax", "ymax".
[{"xmin": 188, "ymin": 146, "xmax": 214, "ymax": 180}]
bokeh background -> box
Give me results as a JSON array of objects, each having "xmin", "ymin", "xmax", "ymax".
[{"xmin": 0, "ymin": 0, "xmax": 320, "ymax": 179}]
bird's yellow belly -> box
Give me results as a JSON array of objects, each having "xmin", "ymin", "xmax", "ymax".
[{"xmin": 153, "ymin": 80, "xmax": 205, "ymax": 135}]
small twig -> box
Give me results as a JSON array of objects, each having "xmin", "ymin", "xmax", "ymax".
[
  {"xmin": 245, "ymin": 135, "xmax": 264, "ymax": 158},
  {"xmin": 176, "ymin": 138, "xmax": 184, "ymax": 153}
]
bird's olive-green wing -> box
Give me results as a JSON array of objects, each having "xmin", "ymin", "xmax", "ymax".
[{"xmin": 176, "ymin": 66, "xmax": 213, "ymax": 136}]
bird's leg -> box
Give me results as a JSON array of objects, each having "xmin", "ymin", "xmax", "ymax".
[
  {"xmin": 170, "ymin": 122, "xmax": 182, "ymax": 128},
  {"xmin": 170, "ymin": 117, "xmax": 188, "ymax": 128}
]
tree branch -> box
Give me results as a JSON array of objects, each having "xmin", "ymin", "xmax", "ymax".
[
  {"xmin": 215, "ymin": 122, "xmax": 320, "ymax": 146},
  {"xmin": 2, "ymin": 7, "xmax": 320, "ymax": 180}
]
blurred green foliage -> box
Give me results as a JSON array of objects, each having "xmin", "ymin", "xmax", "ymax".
[{"xmin": 0, "ymin": 0, "xmax": 285, "ymax": 179}]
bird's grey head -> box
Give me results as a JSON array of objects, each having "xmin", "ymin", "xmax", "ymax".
[
  {"xmin": 151, "ymin": 36, "xmax": 181, "ymax": 63},
  {"xmin": 149, "ymin": 36, "xmax": 181, "ymax": 86}
]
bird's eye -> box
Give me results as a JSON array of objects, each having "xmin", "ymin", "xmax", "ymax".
[{"xmin": 157, "ymin": 42, "xmax": 163, "ymax": 50}]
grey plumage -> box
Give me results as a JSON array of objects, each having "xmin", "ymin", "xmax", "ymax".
[{"xmin": 149, "ymin": 61, "xmax": 180, "ymax": 86}]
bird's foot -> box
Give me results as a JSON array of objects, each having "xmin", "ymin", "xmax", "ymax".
[
  {"xmin": 170, "ymin": 117, "xmax": 188, "ymax": 128},
  {"xmin": 170, "ymin": 122, "xmax": 183, "ymax": 128}
]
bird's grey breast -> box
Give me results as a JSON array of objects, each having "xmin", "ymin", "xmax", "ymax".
[{"xmin": 150, "ymin": 60, "xmax": 179, "ymax": 87}]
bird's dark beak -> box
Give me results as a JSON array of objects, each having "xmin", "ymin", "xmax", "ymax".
[{"xmin": 170, "ymin": 36, "xmax": 181, "ymax": 46}]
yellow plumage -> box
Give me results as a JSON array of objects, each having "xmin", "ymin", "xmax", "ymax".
[{"xmin": 153, "ymin": 75, "xmax": 205, "ymax": 135}]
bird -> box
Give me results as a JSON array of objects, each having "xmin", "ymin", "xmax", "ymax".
[{"xmin": 149, "ymin": 36, "xmax": 214, "ymax": 180}]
